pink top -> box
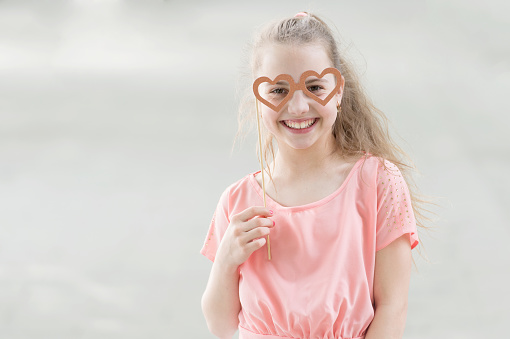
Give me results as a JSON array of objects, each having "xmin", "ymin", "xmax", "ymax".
[{"xmin": 201, "ymin": 154, "xmax": 419, "ymax": 339}]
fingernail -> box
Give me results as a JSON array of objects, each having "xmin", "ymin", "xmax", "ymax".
[{"xmin": 269, "ymin": 210, "xmax": 273, "ymax": 214}]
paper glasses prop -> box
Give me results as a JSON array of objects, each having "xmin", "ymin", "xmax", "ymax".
[
  {"xmin": 253, "ymin": 67, "xmax": 342, "ymax": 112},
  {"xmin": 252, "ymin": 67, "xmax": 343, "ymax": 260}
]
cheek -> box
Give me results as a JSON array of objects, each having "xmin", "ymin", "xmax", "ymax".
[
  {"xmin": 319, "ymin": 102, "xmax": 337, "ymax": 117},
  {"xmin": 260, "ymin": 115, "xmax": 273, "ymax": 133},
  {"xmin": 260, "ymin": 109, "xmax": 279, "ymax": 126}
]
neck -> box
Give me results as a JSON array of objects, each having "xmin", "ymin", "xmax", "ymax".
[{"xmin": 269, "ymin": 135, "xmax": 339, "ymax": 179}]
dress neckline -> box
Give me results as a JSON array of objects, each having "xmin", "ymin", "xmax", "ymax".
[{"xmin": 248, "ymin": 155, "xmax": 367, "ymax": 213}]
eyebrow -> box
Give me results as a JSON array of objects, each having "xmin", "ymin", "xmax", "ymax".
[
  {"xmin": 305, "ymin": 78, "xmax": 328, "ymax": 84},
  {"xmin": 264, "ymin": 78, "xmax": 328, "ymax": 86}
]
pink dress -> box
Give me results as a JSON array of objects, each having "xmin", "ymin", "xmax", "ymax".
[{"xmin": 201, "ymin": 154, "xmax": 419, "ymax": 339}]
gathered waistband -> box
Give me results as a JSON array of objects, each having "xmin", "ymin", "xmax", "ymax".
[{"xmin": 239, "ymin": 326, "xmax": 365, "ymax": 339}]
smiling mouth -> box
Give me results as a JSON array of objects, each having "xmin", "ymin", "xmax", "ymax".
[{"xmin": 281, "ymin": 118, "xmax": 318, "ymax": 130}]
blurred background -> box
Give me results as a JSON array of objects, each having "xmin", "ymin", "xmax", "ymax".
[{"xmin": 0, "ymin": 0, "xmax": 509, "ymax": 338}]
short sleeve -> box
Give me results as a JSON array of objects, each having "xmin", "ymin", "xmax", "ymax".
[
  {"xmin": 376, "ymin": 160, "xmax": 419, "ymax": 251},
  {"xmin": 200, "ymin": 187, "xmax": 231, "ymax": 262}
]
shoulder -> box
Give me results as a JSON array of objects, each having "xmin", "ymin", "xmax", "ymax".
[
  {"xmin": 227, "ymin": 171, "xmax": 258, "ymax": 195},
  {"xmin": 216, "ymin": 171, "xmax": 260, "ymax": 207},
  {"xmin": 356, "ymin": 153, "xmax": 384, "ymax": 177},
  {"xmin": 360, "ymin": 153, "xmax": 401, "ymax": 175},
  {"xmin": 355, "ymin": 153, "xmax": 406, "ymax": 191}
]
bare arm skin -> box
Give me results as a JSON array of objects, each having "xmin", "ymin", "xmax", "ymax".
[
  {"xmin": 201, "ymin": 258, "xmax": 241, "ymax": 339},
  {"xmin": 201, "ymin": 206, "xmax": 274, "ymax": 339},
  {"xmin": 365, "ymin": 234, "xmax": 413, "ymax": 339}
]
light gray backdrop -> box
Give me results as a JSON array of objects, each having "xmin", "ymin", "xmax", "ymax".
[{"xmin": 1, "ymin": 0, "xmax": 509, "ymax": 338}]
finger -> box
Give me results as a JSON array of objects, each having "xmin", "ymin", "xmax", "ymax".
[
  {"xmin": 241, "ymin": 216, "xmax": 274, "ymax": 232},
  {"xmin": 242, "ymin": 226, "xmax": 271, "ymax": 243},
  {"xmin": 245, "ymin": 237, "xmax": 267, "ymax": 254},
  {"xmin": 234, "ymin": 206, "xmax": 273, "ymax": 223}
]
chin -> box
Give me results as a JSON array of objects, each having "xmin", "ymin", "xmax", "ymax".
[{"xmin": 288, "ymin": 142, "xmax": 317, "ymax": 150}]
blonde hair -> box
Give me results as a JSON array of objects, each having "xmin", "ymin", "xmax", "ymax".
[{"xmin": 235, "ymin": 12, "xmax": 437, "ymax": 247}]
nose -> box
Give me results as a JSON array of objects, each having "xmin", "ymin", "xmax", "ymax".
[{"xmin": 286, "ymin": 90, "xmax": 309, "ymax": 115}]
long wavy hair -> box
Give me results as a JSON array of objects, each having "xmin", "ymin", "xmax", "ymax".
[{"xmin": 235, "ymin": 12, "xmax": 437, "ymax": 245}]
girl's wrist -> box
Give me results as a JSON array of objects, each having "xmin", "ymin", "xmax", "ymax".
[{"xmin": 214, "ymin": 252, "xmax": 240, "ymax": 275}]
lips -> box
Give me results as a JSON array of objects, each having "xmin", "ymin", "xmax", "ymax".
[{"xmin": 281, "ymin": 118, "xmax": 318, "ymax": 130}]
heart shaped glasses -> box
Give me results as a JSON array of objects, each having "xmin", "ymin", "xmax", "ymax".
[{"xmin": 253, "ymin": 67, "xmax": 342, "ymax": 112}]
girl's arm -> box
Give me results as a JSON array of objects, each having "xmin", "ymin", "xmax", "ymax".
[
  {"xmin": 365, "ymin": 234, "xmax": 413, "ymax": 339},
  {"xmin": 201, "ymin": 259, "xmax": 242, "ymax": 339},
  {"xmin": 201, "ymin": 206, "xmax": 274, "ymax": 339}
]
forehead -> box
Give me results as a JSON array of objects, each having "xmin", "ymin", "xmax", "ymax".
[{"xmin": 256, "ymin": 43, "xmax": 333, "ymax": 81}]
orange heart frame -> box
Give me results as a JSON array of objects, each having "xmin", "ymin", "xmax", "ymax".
[{"xmin": 253, "ymin": 67, "xmax": 343, "ymax": 112}]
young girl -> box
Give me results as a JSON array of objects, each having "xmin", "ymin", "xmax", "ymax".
[{"xmin": 201, "ymin": 12, "xmax": 424, "ymax": 339}]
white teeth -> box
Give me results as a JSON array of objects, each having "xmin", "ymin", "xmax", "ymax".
[{"xmin": 284, "ymin": 119, "xmax": 316, "ymax": 129}]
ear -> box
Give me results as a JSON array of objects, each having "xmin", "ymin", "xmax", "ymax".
[{"xmin": 335, "ymin": 75, "xmax": 345, "ymax": 102}]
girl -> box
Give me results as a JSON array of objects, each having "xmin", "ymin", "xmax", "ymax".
[{"xmin": 201, "ymin": 12, "xmax": 426, "ymax": 339}]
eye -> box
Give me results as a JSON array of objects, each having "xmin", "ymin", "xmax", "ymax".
[
  {"xmin": 308, "ymin": 85, "xmax": 324, "ymax": 92},
  {"xmin": 270, "ymin": 88, "xmax": 288, "ymax": 95}
]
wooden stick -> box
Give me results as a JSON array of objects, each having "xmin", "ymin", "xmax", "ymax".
[{"xmin": 255, "ymin": 99, "xmax": 271, "ymax": 260}]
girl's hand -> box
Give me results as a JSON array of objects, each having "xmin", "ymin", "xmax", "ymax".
[{"xmin": 215, "ymin": 206, "xmax": 274, "ymax": 269}]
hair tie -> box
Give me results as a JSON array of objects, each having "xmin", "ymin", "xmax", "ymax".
[{"xmin": 294, "ymin": 12, "xmax": 308, "ymax": 17}]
